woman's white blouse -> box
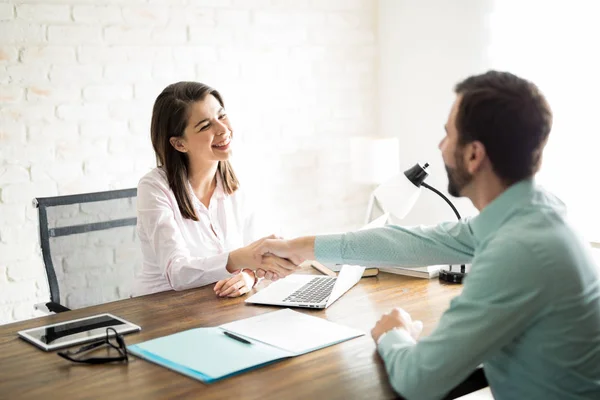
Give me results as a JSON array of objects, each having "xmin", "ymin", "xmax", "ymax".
[{"xmin": 134, "ymin": 167, "xmax": 262, "ymax": 296}]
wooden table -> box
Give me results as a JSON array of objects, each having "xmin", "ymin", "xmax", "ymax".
[{"xmin": 0, "ymin": 269, "xmax": 462, "ymax": 400}]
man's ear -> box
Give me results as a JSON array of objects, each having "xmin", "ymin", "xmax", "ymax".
[
  {"xmin": 464, "ymin": 140, "xmax": 486, "ymax": 174},
  {"xmin": 169, "ymin": 137, "xmax": 187, "ymax": 153}
]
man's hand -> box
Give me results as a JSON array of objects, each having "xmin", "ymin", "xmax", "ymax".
[
  {"xmin": 258, "ymin": 236, "xmax": 316, "ymax": 266},
  {"xmin": 371, "ymin": 308, "xmax": 423, "ymax": 344},
  {"xmin": 227, "ymin": 235, "xmax": 298, "ymax": 279}
]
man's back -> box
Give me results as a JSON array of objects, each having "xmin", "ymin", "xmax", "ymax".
[{"xmin": 481, "ymin": 186, "xmax": 600, "ymax": 399}]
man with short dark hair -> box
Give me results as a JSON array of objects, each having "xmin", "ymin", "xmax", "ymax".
[{"xmin": 257, "ymin": 71, "xmax": 600, "ymax": 399}]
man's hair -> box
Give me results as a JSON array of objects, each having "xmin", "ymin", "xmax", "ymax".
[{"xmin": 454, "ymin": 70, "xmax": 553, "ymax": 185}]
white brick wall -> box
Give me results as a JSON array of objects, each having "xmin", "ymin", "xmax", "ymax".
[{"xmin": 0, "ymin": 0, "xmax": 377, "ymax": 324}]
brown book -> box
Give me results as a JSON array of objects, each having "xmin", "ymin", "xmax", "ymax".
[{"xmin": 309, "ymin": 261, "xmax": 379, "ymax": 278}]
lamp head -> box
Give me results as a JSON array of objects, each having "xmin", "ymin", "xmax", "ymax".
[{"xmin": 404, "ymin": 162, "xmax": 429, "ymax": 187}]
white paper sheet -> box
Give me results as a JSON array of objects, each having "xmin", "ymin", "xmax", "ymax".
[{"xmin": 220, "ymin": 309, "xmax": 364, "ymax": 355}]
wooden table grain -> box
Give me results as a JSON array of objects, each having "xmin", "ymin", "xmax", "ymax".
[{"xmin": 0, "ymin": 269, "xmax": 462, "ymax": 400}]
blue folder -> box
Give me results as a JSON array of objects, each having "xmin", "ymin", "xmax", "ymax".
[{"xmin": 128, "ymin": 327, "xmax": 293, "ymax": 383}]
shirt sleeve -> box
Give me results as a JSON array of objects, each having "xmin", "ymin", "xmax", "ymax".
[
  {"xmin": 315, "ymin": 220, "xmax": 477, "ymax": 267},
  {"xmin": 137, "ymin": 177, "xmax": 231, "ymax": 291},
  {"xmin": 376, "ymin": 240, "xmax": 548, "ymax": 400}
]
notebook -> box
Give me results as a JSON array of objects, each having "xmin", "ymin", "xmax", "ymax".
[
  {"xmin": 128, "ymin": 309, "xmax": 364, "ymax": 383},
  {"xmin": 378, "ymin": 265, "xmax": 443, "ymax": 279}
]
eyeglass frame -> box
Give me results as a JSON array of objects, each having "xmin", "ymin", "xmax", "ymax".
[{"xmin": 57, "ymin": 327, "xmax": 129, "ymax": 364}]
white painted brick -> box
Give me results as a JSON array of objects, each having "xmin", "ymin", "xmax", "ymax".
[
  {"xmin": 310, "ymin": 28, "xmax": 374, "ymax": 45},
  {"xmin": 196, "ymin": 62, "xmax": 241, "ymax": 84},
  {"xmin": 0, "ymin": 85, "xmax": 24, "ymax": 102},
  {"xmin": 326, "ymin": 12, "xmax": 365, "ymax": 28},
  {"xmin": 27, "ymin": 120, "xmax": 78, "ymax": 143},
  {"xmin": 0, "ymin": 4, "xmax": 14, "ymax": 20},
  {"xmin": 1, "ymin": 181, "xmax": 57, "ymax": 206},
  {"xmin": 188, "ymin": 27, "xmax": 235, "ymax": 45},
  {"xmin": 0, "ymin": 103, "xmax": 55, "ymax": 122},
  {"xmin": 122, "ymin": 6, "xmax": 169, "ymax": 26},
  {"xmin": 128, "ymin": 117, "xmax": 151, "ymax": 135},
  {"xmin": 171, "ymin": 46, "xmax": 218, "ymax": 63},
  {"xmin": 73, "ymin": 5, "xmax": 122, "ymax": 24},
  {"xmin": 104, "ymin": 26, "xmax": 152, "ymax": 45},
  {"xmin": 0, "ymin": 120, "xmax": 26, "ymax": 145},
  {"xmin": 152, "ymin": 63, "xmax": 195, "ymax": 81},
  {"xmin": 0, "ymin": 280, "xmax": 37, "ymax": 304},
  {"xmin": 0, "ymin": 22, "xmax": 45, "ymax": 44},
  {"xmin": 123, "ymin": 46, "xmax": 172, "ymax": 62},
  {"xmin": 56, "ymin": 103, "xmax": 109, "ymax": 121},
  {"xmin": 309, "ymin": 0, "xmax": 368, "ymax": 10},
  {"xmin": 232, "ymin": 0, "xmax": 271, "ymax": 7},
  {"xmin": 56, "ymin": 138, "xmax": 108, "ymax": 163},
  {"xmin": 243, "ymin": 28, "xmax": 308, "ymax": 46},
  {"xmin": 0, "ymin": 204, "xmax": 26, "ymax": 226},
  {"xmin": 0, "ymin": 165, "xmax": 29, "ymax": 185},
  {"xmin": 133, "ymin": 82, "xmax": 170, "ymax": 101},
  {"xmin": 21, "ymin": 46, "xmax": 76, "ymax": 64},
  {"xmin": 169, "ymin": 7, "xmax": 214, "ymax": 26},
  {"xmin": 104, "ymin": 63, "xmax": 152, "ymax": 83},
  {"xmin": 84, "ymin": 157, "xmax": 135, "ymax": 176},
  {"xmin": 188, "ymin": 0, "xmax": 232, "ymax": 6},
  {"xmin": 216, "ymin": 9, "xmax": 250, "ymax": 26},
  {"xmin": 108, "ymin": 134, "xmax": 148, "ymax": 155},
  {"xmin": 12, "ymin": 301, "xmax": 47, "ymax": 322},
  {"xmin": 48, "ymin": 25, "xmax": 103, "ymax": 45},
  {"xmin": 0, "ymin": 65, "xmax": 7, "ymax": 84},
  {"xmin": 16, "ymin": 4, "xmax": 71, "ymax": 23},
  {"xmin": 77, "ymin": 46, "xmax": 129, "ymax": 64},
  {"xmin": 0, "ymin": 46, "xmax": 17, "ymax": 63},
  {"xmin": 150, "ymin": 26, "xmax": 187, "ymax": 45},
  {"xmin": 6, "ymin": 256, "xmax": 43, "ymax": 281},
  {"xmin": 49, "ymin": 64, "xmax": 102, "ymax": 84},
  {"xmin": 30, "ymin": 161, "xmax": 83, "ymax": 185},
  {"xmin": 254, "ymin": 11, "xmax": 325, "ymax": 26},
  {"xmin": 2, "ymin": 142, "xmax": 55, "ymax": 167},
  {"xmin": 26, "ymin": 84, "xmax": 80, "ymax": 102},
  {"xmin": 83, "ymin": 84, "xmax": 133, "ymax": 101},
  {"xmin": 108, "ymin": 101, "xmax": 150, "ymax": 121},
  {"xmin": 6, "ymin": 64, "xmax": 48, "ymax": 84},
  {"xmin": 80, "ymin": 120, "xmax": 128, "ymax": 138}
]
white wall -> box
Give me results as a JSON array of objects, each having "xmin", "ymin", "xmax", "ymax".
[
  {"xmin": 378, "ymin": 0, "xmax": 494, "ymax": 225},
  {"xmin": 0, "ymin": 0, "xmax": 378, "ymax": 324}
]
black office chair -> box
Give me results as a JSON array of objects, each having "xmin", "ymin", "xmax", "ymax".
[{"xmin": 33, "ymin": 188, "xmax": 141, "ymax": 313}]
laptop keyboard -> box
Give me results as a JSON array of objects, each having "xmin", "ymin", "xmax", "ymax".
[{"xmin": 283, "ymin": 277, "xmax": 336, "ymax": 304}]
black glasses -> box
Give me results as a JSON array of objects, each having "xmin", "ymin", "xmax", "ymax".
[{"xmin": 58, "ymin": 327, "xmax": 128, "ymax": 364}]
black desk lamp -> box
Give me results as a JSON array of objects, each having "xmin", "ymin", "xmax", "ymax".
[{"xmin": 367, "ymin": 162, "xmax": 466, "ymax": 284}]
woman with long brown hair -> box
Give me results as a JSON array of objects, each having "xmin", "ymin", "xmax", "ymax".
[{"xmin": 134, "ymin": 81, "xmax": 295, "ymax": 297}]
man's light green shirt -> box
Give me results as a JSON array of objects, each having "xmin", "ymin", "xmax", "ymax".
[{"xmin": 315, "ymin": 180, "xmax": 600, "ymax": 400}]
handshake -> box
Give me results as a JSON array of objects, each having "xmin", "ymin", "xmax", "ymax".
[{"xmin": 226, "ymin": 235, "xmax": 315, "ymax": 281}]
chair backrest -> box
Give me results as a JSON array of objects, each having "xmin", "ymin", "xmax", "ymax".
[{"xmin": 34, "ymin": 188, "xmax": 141, "ymax": 309}]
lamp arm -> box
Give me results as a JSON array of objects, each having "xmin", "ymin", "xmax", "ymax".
[
  {"xmin": 421, "ymin": 182, "xmax": 465, "ymax": 275},
  {"xmin": 421, "ymin": 182, "xmax": 462, "ymax": 221}
]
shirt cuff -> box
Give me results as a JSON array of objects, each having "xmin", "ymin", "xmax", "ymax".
[
  {"xmin": 314, "ymin": 234, "xmax": 344, "ymax": 264},
  {"xmin": 377, "ymin": 328, "xmax": 416, "ymax": 357}
]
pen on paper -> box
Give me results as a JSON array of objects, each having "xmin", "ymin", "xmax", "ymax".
[{"xmin": 223, "ymin": 331, "xmax": 252, "ymax": 345}]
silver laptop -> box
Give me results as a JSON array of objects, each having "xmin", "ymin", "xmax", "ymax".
[{"xmin": 245, "ymin": 265, "xmax": 365, "ymax": 309}]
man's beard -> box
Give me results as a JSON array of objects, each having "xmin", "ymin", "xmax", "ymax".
[{"xmin": 445, "ymin": 160, "xmax": 472, "ymax": 198}]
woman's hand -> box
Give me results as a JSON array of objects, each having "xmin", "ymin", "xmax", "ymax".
[{"xmin": 214, "ymin": 269, "xmax": 256, "ymax": 298}]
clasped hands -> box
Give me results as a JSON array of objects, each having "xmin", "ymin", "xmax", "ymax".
[{"xmin": 215, "ymin": 235, "xmax": 302, "ymax": 297}]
